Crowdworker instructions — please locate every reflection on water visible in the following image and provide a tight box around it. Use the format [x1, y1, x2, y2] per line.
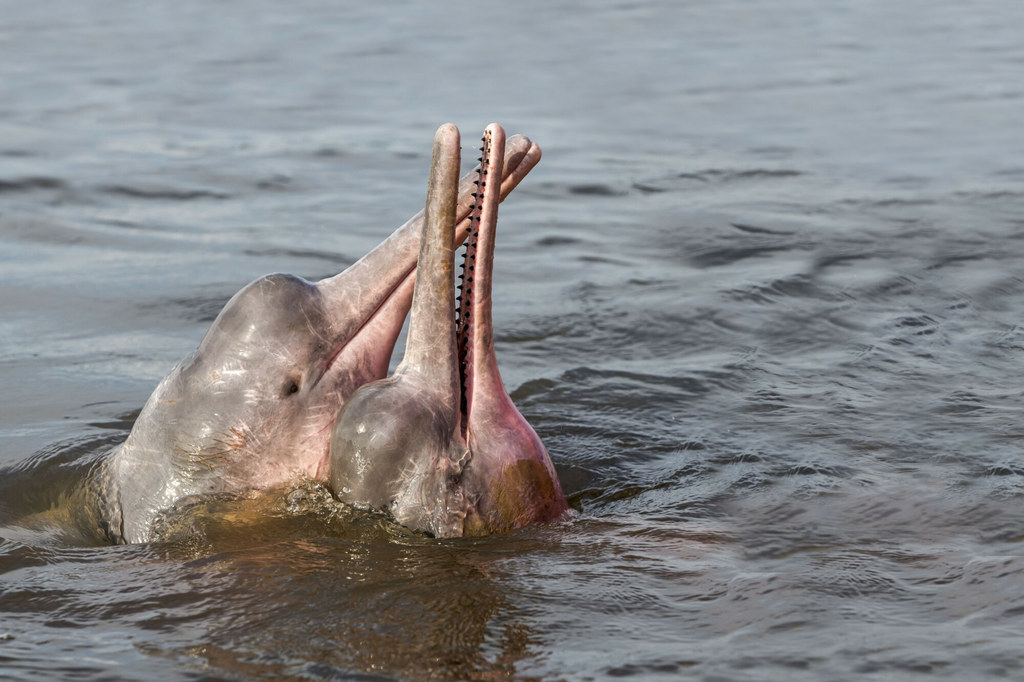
[162, 522, 544, 681]
[4, 0, 1024, 679]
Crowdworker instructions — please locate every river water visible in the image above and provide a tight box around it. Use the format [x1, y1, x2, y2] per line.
[3, 1, 1024, 680]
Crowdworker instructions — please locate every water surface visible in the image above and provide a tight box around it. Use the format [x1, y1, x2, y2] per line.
[3, 1, 1024, 679]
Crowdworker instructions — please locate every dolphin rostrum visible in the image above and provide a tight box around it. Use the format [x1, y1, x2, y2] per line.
[329, 123, 569, 537]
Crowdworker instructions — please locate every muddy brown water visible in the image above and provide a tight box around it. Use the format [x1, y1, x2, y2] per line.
[3, 1, 1024, 680]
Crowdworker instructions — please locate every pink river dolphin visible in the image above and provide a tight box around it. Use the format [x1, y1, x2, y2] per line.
[85, 124, 566, 543]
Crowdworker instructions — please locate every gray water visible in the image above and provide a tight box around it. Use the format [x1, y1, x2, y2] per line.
[3, 0, 1024, 679]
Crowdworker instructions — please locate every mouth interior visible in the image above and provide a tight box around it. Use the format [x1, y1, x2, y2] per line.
[455, 131, 494, 436]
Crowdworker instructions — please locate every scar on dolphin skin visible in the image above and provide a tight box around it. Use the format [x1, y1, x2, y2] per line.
[76, 126, 543, 544]
[329, 123, 569, 538]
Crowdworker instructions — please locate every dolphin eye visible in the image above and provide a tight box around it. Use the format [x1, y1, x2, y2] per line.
[283, 379, 301, 397]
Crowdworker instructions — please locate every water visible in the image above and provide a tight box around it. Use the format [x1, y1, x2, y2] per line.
[3, 0, 1024, 679]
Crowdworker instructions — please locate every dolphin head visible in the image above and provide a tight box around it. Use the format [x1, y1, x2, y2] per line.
[105, 129, 542, 543]
[329, 124, 568, 537]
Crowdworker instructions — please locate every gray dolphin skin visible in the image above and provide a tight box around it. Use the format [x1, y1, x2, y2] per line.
[329, 123, 569, 537]
[87, 129, 542, 544]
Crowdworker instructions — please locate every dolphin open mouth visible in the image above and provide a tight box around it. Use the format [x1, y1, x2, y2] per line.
[314, 130, 541, 395]
[455, 125, 504, 438]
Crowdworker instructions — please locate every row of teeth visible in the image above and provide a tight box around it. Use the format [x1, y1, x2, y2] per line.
[455, 130, 492, 423]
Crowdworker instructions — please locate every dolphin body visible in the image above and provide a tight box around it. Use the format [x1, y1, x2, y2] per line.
[86, 127, 543, 544]
[329, 124, 568, 537]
